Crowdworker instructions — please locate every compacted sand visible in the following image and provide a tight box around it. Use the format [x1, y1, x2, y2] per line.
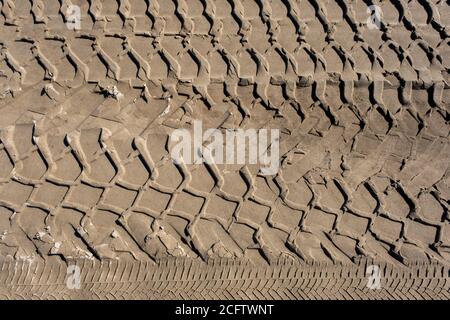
[0, 0, 449, 299]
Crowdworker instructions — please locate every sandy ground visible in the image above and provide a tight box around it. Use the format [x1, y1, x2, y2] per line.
[0, 0, 448, 299]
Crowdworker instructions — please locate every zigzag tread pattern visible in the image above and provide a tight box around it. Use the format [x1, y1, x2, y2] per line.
[0, 0, 449, 300]
[0, 122, 449, 265]
[0, 259, 449, 300]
